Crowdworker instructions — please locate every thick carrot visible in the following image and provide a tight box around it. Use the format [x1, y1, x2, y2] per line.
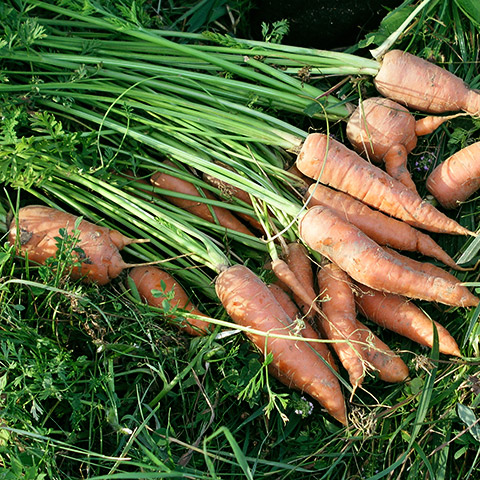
[150, 164, 254, 236]
[8, 205, 148, 285]
[346, 97, 418, 191]
[215, 264, 347, 425]
[296, 133, 474, 236]
[128, 266, 212, 336]
[426, 141, 480, 209]
[299, 205, 479, 307]
[304, 183, 464, 270]
[374, 49, 480, 115]
[268, 283, 338, 372]
[355, 285, 461, 357]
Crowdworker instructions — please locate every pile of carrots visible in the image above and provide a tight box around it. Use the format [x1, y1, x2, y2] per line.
[8, 48, 480, 426]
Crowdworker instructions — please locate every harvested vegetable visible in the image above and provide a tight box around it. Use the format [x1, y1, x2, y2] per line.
[318, 262, 409, 388]
[268, 283, 338, 371]
[128, 266, 212, 336]
[355, 285, 461, 357]
[296, 133, 474, 236]
[374, 49, 480, 115]
[215, 264, 347, 425]
[299, 205, 479, 307]
[346, 97, 456, 191]
[150, 163, 254, 236]
[304, 183, 464, 269]
[8, 205, 148, 285]
[426, 141, 480, 209]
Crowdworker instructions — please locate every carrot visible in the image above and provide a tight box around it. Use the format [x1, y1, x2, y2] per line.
[304, 183, 464, 270]
[202, 170, 265, 232]
[128, 265, 212, 336]
[298, 205, 479, 307]
[285, 242, 318, 319]
[346, 97, 459, 192]
[296, 133, 474, 236]
[374, 49, 480, 115]
[215, 264, 347, 425]
[8, 205, 148, 285]
[355, 284, 461, 357]
[318, 262, 409, 387]
[426, 141, 480, 209]
[268, 283, 338, 372]
[150, 163, 254, 236]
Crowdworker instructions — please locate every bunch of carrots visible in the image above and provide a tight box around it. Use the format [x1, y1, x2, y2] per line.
[3, 2, 480, 426]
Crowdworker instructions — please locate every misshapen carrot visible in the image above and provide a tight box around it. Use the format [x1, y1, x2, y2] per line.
[299, 205, 479, 307]
[374, 49, 480, 115]
[128, 266, 212, 336]
[215, 264, 347, 425]
[268, 283, 338, 372]
[318, 262, 409, 387]
[304, 183, 464, 270]
[8, 205, 148, 285]
[426, 141, 480, 209]
[150, 164, 254, 236]
[355, 284, 461, 357]
[296, 133, 474, 236]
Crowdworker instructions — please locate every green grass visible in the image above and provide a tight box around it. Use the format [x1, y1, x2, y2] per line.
[1, 0, 480, 478]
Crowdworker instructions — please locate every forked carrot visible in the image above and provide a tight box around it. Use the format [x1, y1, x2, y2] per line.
[426, 141, 480, 209]
[374, 49, 480, 115]
[299, 205, 479, 307]
[304, 183, 464, 269]
[355, 284, 461, 357]
[318, 262, 409, 387]
[8, 205, 149, 285]
[215, 264, 347, 425]
[296, 133, 475, 236]
[150, 163, 254, 236]
[128, 266, 212, 336]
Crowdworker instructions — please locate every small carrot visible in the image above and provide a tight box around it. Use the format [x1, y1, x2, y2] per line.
[215, 264, 347, 425]
[296, 133, 474, 236]
[128, 265, 212, 336]
[299, 205, 479, 307]
[150, 163, 254, 236]
[374, 49, 480, 115]
[304, 183, 464, 269]
[355, 284, 461, 357]
[8, 205, 148, 285]
[268, 283, 338, 371]
[426, 141, 480, 209]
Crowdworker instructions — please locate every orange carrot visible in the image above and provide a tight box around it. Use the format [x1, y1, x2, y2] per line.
[355, 285, 461, 357]
[268, 283, 338, 371]
[202, 171, 265, 232]
[346, 97, 419, 191]
[296, 133, 474, 236]
[298, 205, 479, 307]
[215, 264, 347, 425]
[150, 164, 254, 236]
[304, 183, 464, 269]
[318, 262, 409, 387]
[128, 265, 212, 336]
[317, 262, 368, 390]
[374, 49, 480, 115]
[8, 205, 148, 285]
[285, 242, 318, 318]
[426, 141, 480, 209]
